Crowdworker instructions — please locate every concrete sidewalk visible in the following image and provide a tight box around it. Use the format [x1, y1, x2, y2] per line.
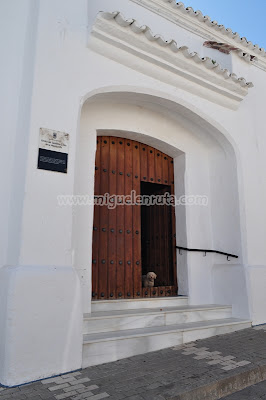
[1, 326, 266, 400]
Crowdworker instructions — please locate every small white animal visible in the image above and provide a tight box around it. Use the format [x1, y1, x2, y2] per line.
[142, 272, 157, 288]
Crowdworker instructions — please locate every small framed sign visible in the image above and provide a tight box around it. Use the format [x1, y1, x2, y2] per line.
[38, 128, 69, 173]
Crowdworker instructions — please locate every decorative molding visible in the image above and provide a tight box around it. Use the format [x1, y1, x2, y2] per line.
[130, 0, 266, 70]
[89, 11, 253, 110]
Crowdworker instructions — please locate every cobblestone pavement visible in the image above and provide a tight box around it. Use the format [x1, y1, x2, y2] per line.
[221, 325, 266, 400]
[1, 327, 266, 400]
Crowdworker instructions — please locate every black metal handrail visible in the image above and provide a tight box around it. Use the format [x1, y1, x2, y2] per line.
[176, 245, 238, 260]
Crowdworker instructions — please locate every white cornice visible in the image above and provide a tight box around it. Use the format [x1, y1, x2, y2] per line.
[130, 0, 266, 70]
[89, 12, 253, 110]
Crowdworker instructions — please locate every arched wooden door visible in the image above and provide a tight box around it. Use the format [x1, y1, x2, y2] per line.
[92, 136, 177, 300]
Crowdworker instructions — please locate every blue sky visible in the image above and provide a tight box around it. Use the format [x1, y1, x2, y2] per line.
[182, 0, 266, 50]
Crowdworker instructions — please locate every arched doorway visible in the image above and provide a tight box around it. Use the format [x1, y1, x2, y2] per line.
[92, 136, 177, 300]
[74, 88, 245, 315]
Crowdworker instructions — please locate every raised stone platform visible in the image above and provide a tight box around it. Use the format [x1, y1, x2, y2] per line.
[83, 298, 250, 368]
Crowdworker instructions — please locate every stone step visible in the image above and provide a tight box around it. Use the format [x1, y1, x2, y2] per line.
[82, 318, 251, 368]
[83, 304, 232, 334]
[91, 296, 188, 312]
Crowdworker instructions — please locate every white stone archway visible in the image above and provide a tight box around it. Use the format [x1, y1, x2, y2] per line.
[73, 87, 249, 320]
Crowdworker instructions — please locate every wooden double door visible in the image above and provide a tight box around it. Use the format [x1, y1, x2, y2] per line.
[92, 136, 177, 300]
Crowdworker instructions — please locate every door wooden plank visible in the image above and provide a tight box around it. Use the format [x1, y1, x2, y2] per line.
[147, 146, 155, 184]
[162, 153, 169, 185]
[98, 137, 110, 300]
[157, 200, 163, 290]
[169, 159, 175, 186]
[116, 138, 125, 299]
[140, 143, 149, 297]
[171, 286, 177, 296]
[156, 187, 166, 287]
[155, 150, 163, 184]
[165, 286, 172, 297]
[154, 204, 160, 285]
[164, 185, 171, 286]
[149, 198, 154, 273]
[150, 203, 155, 298]
[92, 138, 101, 299]
[151, 287, 158, 297]
[159, 206, 168, 286]
[124, 139, 133, 299]
[142, 202, 150, 297]
[132, 141, 142, 298]
[142, 288, 151, 298]
[108, 137, 117, 299]
[140, 144, 148, 183]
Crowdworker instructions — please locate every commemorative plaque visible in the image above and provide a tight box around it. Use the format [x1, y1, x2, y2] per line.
[38, 128, 69, 173]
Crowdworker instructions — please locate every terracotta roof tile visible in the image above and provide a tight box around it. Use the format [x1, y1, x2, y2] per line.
[102, 12, 254, 89]
[163, 0, 265, 57]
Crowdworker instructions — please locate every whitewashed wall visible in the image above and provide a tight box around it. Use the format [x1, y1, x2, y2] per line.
[1, 0, 266, 386]
[0, 0, 39, 271]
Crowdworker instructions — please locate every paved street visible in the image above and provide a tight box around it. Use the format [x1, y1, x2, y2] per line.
[1, 326, 266, 400]
[223, 380, 266, 400]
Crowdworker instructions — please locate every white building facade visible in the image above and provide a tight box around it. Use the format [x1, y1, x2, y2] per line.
[1, 0, 266, 387]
